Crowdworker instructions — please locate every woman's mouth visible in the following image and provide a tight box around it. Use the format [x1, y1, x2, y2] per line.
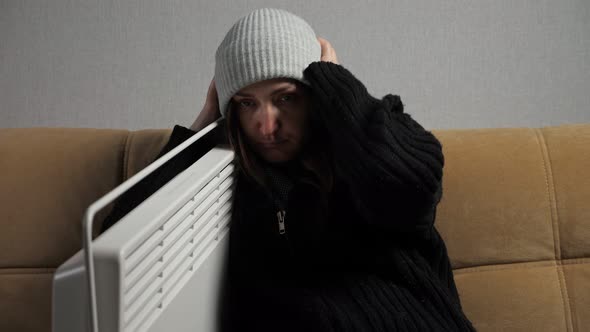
[258, 140, 287, 149]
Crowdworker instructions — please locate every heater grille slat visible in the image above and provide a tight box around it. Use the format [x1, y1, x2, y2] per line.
[123, 164, 235, 273]
[125, 209, 232, 331]
[136, 221, 231, 332]
[123, 188, 233, 325]
[123, 174, 234, 295]
[120, 156, 236, 330]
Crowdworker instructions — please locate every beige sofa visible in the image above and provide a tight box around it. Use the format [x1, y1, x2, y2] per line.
[1, 123, 589, 331]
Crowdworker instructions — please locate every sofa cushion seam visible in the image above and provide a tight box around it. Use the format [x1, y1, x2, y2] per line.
[534, 128, 560, 259]
[0, 268, 56, 275]
[453, 257, 590, 274]
[123, 131, 134, 181]
[534, 127, 573, 331]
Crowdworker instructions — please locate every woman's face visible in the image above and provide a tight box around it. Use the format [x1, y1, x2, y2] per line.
[232, 78, 312, 163]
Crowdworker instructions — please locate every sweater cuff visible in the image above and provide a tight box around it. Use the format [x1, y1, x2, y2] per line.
[156, 125, 197, 159]
[170, 125, 197, 144]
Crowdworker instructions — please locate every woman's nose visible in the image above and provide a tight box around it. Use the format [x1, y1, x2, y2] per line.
[258, 104, 280, 137]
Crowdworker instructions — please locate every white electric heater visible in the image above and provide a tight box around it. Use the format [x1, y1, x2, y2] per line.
[53, 121, 235, 332]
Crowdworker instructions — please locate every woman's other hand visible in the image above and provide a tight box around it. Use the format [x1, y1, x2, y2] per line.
[190, 77, 221, 132]
[318, 37, 339, 64]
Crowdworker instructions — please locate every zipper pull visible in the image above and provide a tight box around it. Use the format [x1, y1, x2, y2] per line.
[277, 210, 286, 235]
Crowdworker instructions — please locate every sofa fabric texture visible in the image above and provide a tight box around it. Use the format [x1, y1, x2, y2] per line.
[0, 123, 588, 331]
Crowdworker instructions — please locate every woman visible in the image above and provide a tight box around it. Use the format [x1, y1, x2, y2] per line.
[102, 8, 475, 331]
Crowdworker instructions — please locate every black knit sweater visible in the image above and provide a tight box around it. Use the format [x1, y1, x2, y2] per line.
[101, 62, 476, 331]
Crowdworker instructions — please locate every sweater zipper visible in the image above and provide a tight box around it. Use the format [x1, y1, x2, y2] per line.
[277, 210, 286, 234]
[275, 208, 295, 256]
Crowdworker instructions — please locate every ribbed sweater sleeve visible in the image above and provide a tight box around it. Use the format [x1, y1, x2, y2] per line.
[302, 61, 444, 234]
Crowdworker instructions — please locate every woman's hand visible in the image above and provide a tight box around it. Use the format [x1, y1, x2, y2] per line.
[318, 37, 339, 64]
[190, 78, 221, 132]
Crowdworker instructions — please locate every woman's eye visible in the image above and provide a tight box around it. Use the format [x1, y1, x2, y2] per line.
[239, 100, 254, 108]
[280, 94, 294, 103]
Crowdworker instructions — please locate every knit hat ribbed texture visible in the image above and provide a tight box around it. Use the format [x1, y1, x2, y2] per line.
[214, 8, 321, 117]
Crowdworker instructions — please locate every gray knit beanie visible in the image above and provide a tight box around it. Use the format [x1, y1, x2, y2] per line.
[214, 8, 321, 117]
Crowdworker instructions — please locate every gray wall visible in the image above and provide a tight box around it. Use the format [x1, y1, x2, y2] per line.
[2, 0, 589, 130]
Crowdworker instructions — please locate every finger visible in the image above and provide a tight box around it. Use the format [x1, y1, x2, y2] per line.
[208, 78, 217, 94]
[204, 80, 219, 110]
[325, 45, 336, 61]
[317, 37, 338, 64]
[317, 37, 328, 58]
[324, 41, 338, 63]
[207, 79, 218, 101]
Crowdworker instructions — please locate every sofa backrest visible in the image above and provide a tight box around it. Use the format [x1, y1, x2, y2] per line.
[0, 128, 171, 332]
[0, 124, 588, 331]
[433, 124, 590, 331]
